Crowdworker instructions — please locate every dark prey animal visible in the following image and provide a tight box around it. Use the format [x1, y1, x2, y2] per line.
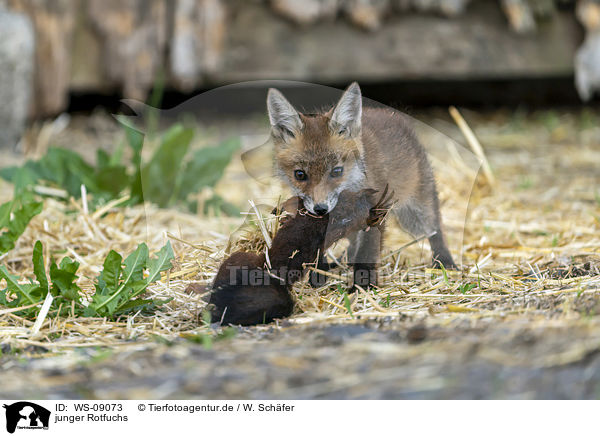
[208, 188, 392, 325]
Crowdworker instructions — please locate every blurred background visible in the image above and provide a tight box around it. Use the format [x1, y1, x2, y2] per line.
[3, 0, 598, 221]
[1, 0, 600, 135]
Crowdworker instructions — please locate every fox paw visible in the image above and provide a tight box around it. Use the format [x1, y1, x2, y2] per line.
[432, 255, 457, 270]
[353, 264, 378, 290]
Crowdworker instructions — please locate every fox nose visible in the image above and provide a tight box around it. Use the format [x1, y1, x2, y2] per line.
[313, 204, 328, 216]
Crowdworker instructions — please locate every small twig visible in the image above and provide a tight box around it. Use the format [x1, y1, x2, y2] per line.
[319, 297, 347, 311]
[306, 266, 348, 283]
[449, 106, 496, 187]
[0, 302, 42, 316]
[219, 307, 228, 325]
[33, 185, 68, 198]
[469, 252, 492, 274]
[91, 194, 131, 220]
[354, 284, 390, 313]
[326, 248, 345, 268]
[381, 231, 436, 261]
[30, 292, 54, 337]
[248, 199, 272, 248]
[80, 184, 89, 215]
[166, 232, 212, 251]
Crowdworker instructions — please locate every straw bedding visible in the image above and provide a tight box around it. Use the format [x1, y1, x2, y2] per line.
[0, 109, 599, 356]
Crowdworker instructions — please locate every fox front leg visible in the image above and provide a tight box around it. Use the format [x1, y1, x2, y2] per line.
[352, 225, 383, 290]
[308, 252, 330, 288]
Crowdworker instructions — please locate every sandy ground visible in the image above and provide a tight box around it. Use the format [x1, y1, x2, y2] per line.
[0, 107, 599, 399]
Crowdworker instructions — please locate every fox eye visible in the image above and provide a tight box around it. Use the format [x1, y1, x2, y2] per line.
[294, 170, 307, 181]
[330, 166, 344, 178]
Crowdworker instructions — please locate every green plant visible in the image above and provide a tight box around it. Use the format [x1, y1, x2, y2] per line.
[0, 147, 129, 206]
[459, 283, 476, 295]
[0, 197, 42, 255]
[0, 240, 174, 319]
[185, 327, 237, 350]
[139, 127, 240, 211]
[89, 241, 174, 317]
[380, 293, 391, 308]
[517, 176, 534, 190]
[439, 263, 450, 285]
[536, 110, 561, 132]
[187, 311, 237, 349]
[0, 123, 241, 214]
[342, 292, 354, 318]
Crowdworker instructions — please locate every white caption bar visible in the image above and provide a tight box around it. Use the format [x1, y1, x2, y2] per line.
[0, 400, 595, 436]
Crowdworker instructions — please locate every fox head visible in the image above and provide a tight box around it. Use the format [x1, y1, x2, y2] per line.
[267, 82, 366, 216]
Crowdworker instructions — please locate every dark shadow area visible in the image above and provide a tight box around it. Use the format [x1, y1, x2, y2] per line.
[67, 76, 599, 119]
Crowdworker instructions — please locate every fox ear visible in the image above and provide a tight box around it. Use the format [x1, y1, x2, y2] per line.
[267, 88, 302, 143]
[330, 82, 362, 138]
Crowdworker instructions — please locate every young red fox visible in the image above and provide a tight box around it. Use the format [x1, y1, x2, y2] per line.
[267, 82, 456, 288]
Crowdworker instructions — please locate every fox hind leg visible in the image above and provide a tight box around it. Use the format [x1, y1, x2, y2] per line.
[393, 200, 456, 270]
[429, 229, 456, 269]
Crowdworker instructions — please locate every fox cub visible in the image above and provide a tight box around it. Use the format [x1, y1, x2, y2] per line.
[266, 82, 456, 288]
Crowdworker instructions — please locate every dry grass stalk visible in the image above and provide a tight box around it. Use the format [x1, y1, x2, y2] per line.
[449, 106, 496, 187]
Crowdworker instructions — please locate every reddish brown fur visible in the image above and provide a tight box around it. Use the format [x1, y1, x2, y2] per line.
[275, 114, 364, 207]
[269, 84, 456, 289]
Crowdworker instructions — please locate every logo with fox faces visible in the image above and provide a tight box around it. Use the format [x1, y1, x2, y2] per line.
[3, 402, 50, 433]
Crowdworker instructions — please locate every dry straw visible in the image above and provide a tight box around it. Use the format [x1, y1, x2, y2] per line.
[0, 111, 599, 351]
